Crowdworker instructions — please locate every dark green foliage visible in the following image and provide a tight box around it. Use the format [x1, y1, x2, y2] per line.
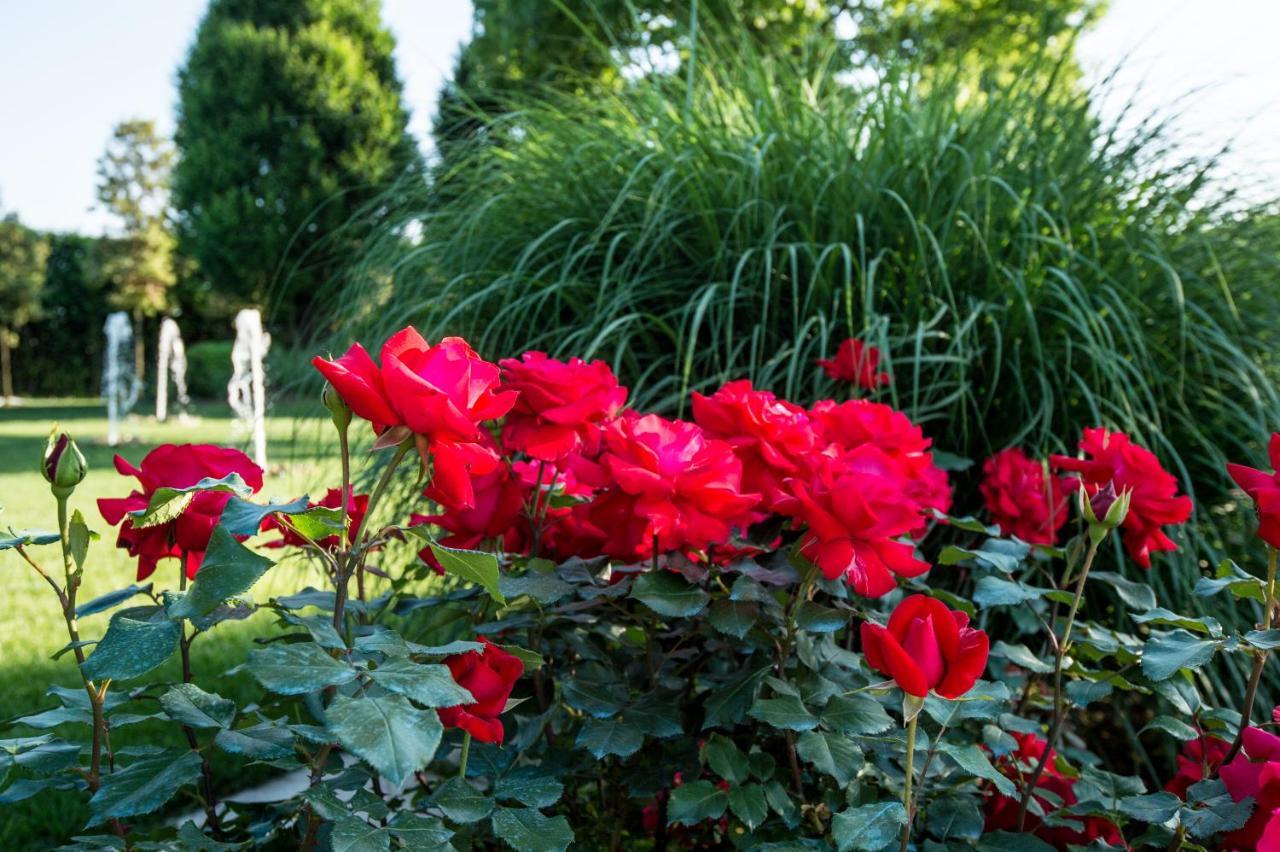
[184, 340, 232, 399]
[173, 0, 420, 340]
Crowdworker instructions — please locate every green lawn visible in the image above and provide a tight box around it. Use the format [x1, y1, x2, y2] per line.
[0, 397, 340, 847]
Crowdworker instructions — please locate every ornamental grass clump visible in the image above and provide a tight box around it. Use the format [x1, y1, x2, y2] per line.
[3, 332, 1280, 849]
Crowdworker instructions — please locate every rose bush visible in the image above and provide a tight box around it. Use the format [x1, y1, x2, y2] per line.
[1, 328, 1277, 851]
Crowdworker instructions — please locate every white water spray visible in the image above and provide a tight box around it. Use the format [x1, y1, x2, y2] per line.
[155, 317, 190, 422]
[102, 311, 140, 446]
[228, 308, 270, 470]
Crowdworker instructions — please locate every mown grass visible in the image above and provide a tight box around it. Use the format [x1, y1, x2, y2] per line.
[0, 398, 336, 848]
[333, 40, 1280, 702]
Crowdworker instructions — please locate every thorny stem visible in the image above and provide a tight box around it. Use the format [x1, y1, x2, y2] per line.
[1016, 534, 1101, 830]
[333, 440, 410, 634]
[1222, 545, 1279, 766]
[900, 714, 919, 852]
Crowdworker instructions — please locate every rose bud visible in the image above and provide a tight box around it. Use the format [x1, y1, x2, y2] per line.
[860, 594, 989, 698]
[322, 381, 353, 432]
[42, 427, 87, 497]
[1081, 481, 1132, 545]
[436, 637, 524, 744]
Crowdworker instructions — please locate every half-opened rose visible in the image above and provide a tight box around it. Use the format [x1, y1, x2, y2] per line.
[500, 351, 627, 461]
[437, 638, 524, 744]
[1227, 433, 1280, 549]
[860, 594, 988, 698]
[1051, 427, 1192, 568]
[98, 444, 264, 581]
[314, 327, 517, 509]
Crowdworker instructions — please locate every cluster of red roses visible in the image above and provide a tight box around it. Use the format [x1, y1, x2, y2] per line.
[1163, 726, 1280, 851]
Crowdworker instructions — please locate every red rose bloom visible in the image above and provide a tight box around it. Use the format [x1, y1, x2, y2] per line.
[777, 448, 929, 597]
[499, 351, 627, 461]
[411, 464, 531, 567]
[594, 413, 759, 561]
[860, 594, 988, 698]
[1219, 727, 1280, 851]
[810, 399, 951, 525]
[313, 327, 517, 509]
[1227, 433, 1280, 549]
[1052, 428, 1192, 568]
[980, 448, 1077, 545]
[262, 488, 368, 552]
[691, 380, 820, 512]
[98, 444, 264, 581]
[436, 638, 524, 744]
[817, 338, 890, 390]
[985, 732, 1124, 849]
[1165, 734, 1230, 799]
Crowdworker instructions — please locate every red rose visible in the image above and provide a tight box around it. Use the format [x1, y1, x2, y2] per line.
[1165, 734, 1230, 799]
[776, 448, 929, 597]
[436, 638, 524, 744]
[313, 327, 517, 509]
[1227, 433, 1280, 548]
[411, 464, 531, 567]
[860, 594, 988, 698]
[817, 338, 890, 390]
[262, 488, 368, 552]
[810, 399, 952, 526]
[98, 444, 264, 581]
[499, 351, 627, 461]
[1051, 428, 1192, 568]
[691, 380, 820, 512]
[1220, 727, 1280, 851]
[984, 732, 1124, 849]
[980, 448, 1077, 545]
[593, 413, 759, 561]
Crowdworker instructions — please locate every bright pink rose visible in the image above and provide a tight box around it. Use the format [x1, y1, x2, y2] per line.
[985, 732, 1124, 849]
[437, 638, 524, 744]
[810, 399, 951, 524]
[817, 338, 890, 390]
[499, 351, 627, 461]
[776, 448, 929, 597]
[980, 448, 1077, 545]
[860, 594, 988, 698]
[1227, 433, 1280, 549]
[98, 444, 264, 581]
[691, 380, 819, 512]
[1052, 428, 1192, 567]
[262, 488, 369, 552]
[1220, 727, 1280, 851]
[594, 413, 759, 561]
[314, 327, 517, 509]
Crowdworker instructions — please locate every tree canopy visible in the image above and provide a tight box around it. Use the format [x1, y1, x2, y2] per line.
[173, 0, 420, 338]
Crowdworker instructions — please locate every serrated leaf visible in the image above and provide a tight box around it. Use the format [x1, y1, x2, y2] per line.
[936, 742, 1016, 795]
[1142, 630, 1220, 681]
[701, 734, 750, 785]
[248, 642, 356, 695]
[217, 495, 311, 537]
[499, 570, 574, 604]
[329, 817, 390, 852]
[795, 602, 846, 632]
[748, 695, 818, 731]
[87, 751, 202, 826]
[702, 665, 770, 730]
[325, 693, 442, 786]
[1193, 559, 1265, 602]
[796, 730, 863, 786]
[1131, 608, 1222, 636]
[977, 831, 1055, 851]
[0, 529, 60, 549]
[973, 576, 1049, 608]
[631, 571, 709, 617]
[823, 693, 893, 735]
[167, 526, 274, 619]
[128, 473, 252, 528]
[668, 779, 728, 826]
[1140, 715, 1199, 741]
[708, 599, 757, 639]
[431, 776, 493, 823]
[495, 767, 564, 809]
[1117, 791, 1180, 823]
[1066, 679, 1114, 707]
[832, 801, 906, 851]
[490, 807, 573, 852]
[80, 605, 180, 682]
[214, 723, 294, 760]
[1245, 628, 1280, 650]
[400, 530, 504, 603]
[926, 795, 983, 841]
[67, 510, 94, 573]
[160, 683, 235, 729]
[75, 584, 153, 618]
[1090, 571, 1157, 611]
[991, 640, 1052, 674]
[728, 784, 768, 830]
[1180, 778, 1253, 838]
[575, 717, 643, 759]
[367, 659, 474, 708]
[387, 813, 454, 846]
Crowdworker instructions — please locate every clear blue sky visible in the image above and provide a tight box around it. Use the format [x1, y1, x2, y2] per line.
[1, 0, 1276, 235]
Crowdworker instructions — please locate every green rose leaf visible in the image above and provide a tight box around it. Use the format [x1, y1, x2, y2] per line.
[701, 665, 770, 730]
[495, 767, 565, 809]
[796, 730, 863, 786]
[832, 801, 907, 851]
[701, 733, 750, 785]
[708, 599, 758, 639]
[400, 530, 505, 603]
[668, 779, 728, 826]
[1142, 630, 1221, 681]
[1194, 559, 1265, 603]
[748, 694, 818, 731]
[128, 473, 253, 529]
[926, 795, 983, 841]
[387, 813, 453, 846]
[1090, 571, 1158, 611]
[81, 605, 181, 682]
[247, 641, 357, 695]
[75, 583, 153, 619]
[367, 659, 475, 708]
[728, 784, 768, 830]
[991, 640, 1052, 674]
[575, 717, 644, 759]
[167, 526, 274, 619]
[936, 742, 1016, 796]
[325, 693, 442, 787]
[1117, 791, 1181, 823]
[499, 570, 575, 605]
[972, 576, 1050, 608]
[1181, 779, 1253, 839]
[0, 529, 60, 550]
[1244, 628, 1280, 650]
[159, 683, 235, 730]
[431, 777, 494, 823]
[490, 807, 574, 852]
[795, 601, 847, 633]
[87, 750, 202, 826]
[217, 494, 311, 537]
[823, 693, 893, 735]
[329, 816, 391, 852]
[214, 723, 295, 760]
[1140, 715, 1199, 741]
[631, 571, 710, 617]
